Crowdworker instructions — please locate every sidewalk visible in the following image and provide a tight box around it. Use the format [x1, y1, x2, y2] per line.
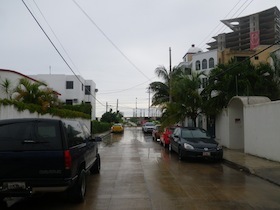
[223, 148, 280, 186]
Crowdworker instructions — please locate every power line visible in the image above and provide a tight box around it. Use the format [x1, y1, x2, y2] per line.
[32, 0, 83, 76]
[21, 0, 105, 107]
[71, 0, 152, 81]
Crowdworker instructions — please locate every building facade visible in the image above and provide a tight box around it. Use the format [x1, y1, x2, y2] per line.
[29, 74, 97, 120]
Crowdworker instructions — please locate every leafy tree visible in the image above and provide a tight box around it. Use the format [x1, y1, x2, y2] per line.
[201, 60, 280, 116]
[100, 109, 123, 123]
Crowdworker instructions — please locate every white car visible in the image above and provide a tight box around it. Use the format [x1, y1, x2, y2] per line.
[142, 122, 156, 133]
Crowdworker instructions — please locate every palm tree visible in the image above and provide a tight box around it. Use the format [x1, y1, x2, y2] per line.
[164, 72, 204, 127]
[0, 78, 12, 99]
[149, 65, 189, 107]
[14, 78, 59, 110]
[14, 78, 45, 104]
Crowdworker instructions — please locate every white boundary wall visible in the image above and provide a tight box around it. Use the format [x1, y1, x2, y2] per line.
[244, 101, 280, 162]
[0, 105, 91, 131]
[215, 109, 230, 147]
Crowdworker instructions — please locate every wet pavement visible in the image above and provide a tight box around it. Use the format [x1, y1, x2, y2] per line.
[3, 126, 280, 209]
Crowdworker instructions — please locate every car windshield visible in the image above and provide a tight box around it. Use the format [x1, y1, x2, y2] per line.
[181, 128, 210, 139]
[145, 123, 154, 126]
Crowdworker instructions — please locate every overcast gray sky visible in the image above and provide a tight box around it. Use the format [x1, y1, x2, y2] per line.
[1, 0, 280, 117]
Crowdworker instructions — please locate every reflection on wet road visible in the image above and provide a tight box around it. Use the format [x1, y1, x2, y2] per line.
[4, 127, 280, 209]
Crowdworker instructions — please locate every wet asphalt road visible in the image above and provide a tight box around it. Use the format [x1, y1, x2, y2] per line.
[3, 126, 280, 209]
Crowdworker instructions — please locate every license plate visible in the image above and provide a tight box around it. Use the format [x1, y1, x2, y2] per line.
[5, 182, 26, 190]
[203, 152, 210, 156]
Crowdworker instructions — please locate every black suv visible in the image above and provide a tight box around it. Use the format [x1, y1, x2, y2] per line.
[0, 118, 102, 204]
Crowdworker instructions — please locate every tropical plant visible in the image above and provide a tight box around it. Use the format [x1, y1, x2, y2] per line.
[161, 72, 204, 127]
[13, 78, 59, 110]
[201, 60, 280, 116]
[149, 66, 190, 107]
[0, 78, 13, 99]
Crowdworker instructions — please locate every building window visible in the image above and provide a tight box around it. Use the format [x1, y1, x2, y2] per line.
[209, 58, 214, 68]
[202, 59, 207, 69]
[195, 61, 201, 70]
[66, 81, 74, 89]
[85, 85, 91, 95]
[65, 99, 73, 105]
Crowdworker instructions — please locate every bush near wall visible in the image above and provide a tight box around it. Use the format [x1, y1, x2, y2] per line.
[0, 99, 91, 119]
[91, 120, 111, 134]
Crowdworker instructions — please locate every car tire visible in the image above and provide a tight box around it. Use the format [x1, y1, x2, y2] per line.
[90, 154, 101, 174]
[69, 169, 86, 203]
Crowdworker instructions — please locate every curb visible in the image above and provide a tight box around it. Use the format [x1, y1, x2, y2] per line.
[222, 159, 252, 174]
[223, 158, 280, 187]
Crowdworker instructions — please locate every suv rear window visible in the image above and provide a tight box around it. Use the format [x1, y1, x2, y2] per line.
[0, 120, 62, 151]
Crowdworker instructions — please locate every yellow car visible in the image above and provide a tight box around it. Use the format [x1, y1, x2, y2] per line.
[111, 123, 124, 133]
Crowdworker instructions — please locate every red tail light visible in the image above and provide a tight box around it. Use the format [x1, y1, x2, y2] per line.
[64, 150, 72, 170]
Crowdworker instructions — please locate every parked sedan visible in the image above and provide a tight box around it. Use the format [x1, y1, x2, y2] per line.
[111, 123, 124, 133]
[170, 127, 223, 161]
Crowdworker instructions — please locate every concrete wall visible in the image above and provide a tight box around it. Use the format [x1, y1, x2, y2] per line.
[0, 105, 91, 131]
[215, 109, 230, 147]
[244, 101, 280, 162]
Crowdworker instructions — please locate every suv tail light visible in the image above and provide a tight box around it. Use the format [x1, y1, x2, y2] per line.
[64, 150, 72, 169]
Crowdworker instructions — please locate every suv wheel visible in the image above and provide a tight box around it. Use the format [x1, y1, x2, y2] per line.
[69, 169, 86, 203]
[90, 154, 101, 174]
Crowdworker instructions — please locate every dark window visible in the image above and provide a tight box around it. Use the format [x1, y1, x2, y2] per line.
[195, 61, 201, 70]
[66, 81, 74, 89]
[202, 59, 207, 69]
[0, 120, 61, 151]
[63, 120, 85, 147]
[209, 58, 214, 68]
[65, 99, 73, 105]
[85, 85, 91, 95]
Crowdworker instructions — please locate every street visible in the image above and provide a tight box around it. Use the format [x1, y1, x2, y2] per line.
[3, 126, 280, 209]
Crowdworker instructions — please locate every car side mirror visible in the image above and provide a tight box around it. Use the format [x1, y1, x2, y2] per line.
[93, 136, 102, 142]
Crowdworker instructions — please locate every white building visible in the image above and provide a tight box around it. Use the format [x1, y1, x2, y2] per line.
[177, 45, 218, 130]
[29, 74, 97, 120]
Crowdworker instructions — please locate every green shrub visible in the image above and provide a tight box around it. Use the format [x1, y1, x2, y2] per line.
[91, 120, 111, 134]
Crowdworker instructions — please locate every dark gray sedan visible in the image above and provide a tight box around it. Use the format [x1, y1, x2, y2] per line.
[170, 127, 223, 161]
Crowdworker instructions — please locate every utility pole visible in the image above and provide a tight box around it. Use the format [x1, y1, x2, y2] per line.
[169, 47, 172, 102]
[116, 99, 118, 112]
[148, 87, 151, 118]
[135, 97, 137, 118]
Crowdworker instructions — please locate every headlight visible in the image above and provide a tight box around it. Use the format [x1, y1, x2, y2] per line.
[183, 143, 194, 150]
